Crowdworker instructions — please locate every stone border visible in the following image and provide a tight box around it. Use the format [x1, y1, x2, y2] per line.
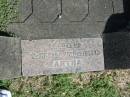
[21, 38, 104, 76]
[0, 36, 22, 79]
[0, 36, 104, 79]
[1, 31, 130, 79]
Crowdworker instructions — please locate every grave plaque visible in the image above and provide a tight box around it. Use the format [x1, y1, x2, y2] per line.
[22, 38, 104, 76]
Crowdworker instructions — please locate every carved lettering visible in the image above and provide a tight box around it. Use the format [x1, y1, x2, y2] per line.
[52, 59, 81, 67]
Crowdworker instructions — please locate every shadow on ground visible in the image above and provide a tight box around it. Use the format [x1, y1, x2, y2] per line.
[0, 31, 11, 37]
[103, 0, 130, 69]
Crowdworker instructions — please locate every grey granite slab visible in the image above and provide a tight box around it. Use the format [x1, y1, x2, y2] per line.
[0, 37, 22, 79]
[62, 0, 88, 22]
[21, 38, 104, 76]
[86, 0, 113, 22]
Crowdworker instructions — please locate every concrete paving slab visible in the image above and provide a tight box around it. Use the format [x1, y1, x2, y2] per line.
[22, 38, 104, 76]
[7, 23, 105, 40]
[7, 0, 124, 39]
[0, 37, 22, 79]
[62, 0, 88, 22]
[87, 0, 113, 22]
[15, 0, 32, 22]
[32, 0, 61, 23]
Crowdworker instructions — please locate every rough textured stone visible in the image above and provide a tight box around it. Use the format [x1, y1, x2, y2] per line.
[7, 23, 105, 40]
[87, 0, 113, 22]
[22, 38, 104, 76]
[31, 0, 61, 23]
[16, 0, 32, 22]
[113, 0, 124, 13]
[0, 37, 22, 79]
[63, 0, 88, 22]
[7, 0, 124, 40]
[0, 0, 129, 78]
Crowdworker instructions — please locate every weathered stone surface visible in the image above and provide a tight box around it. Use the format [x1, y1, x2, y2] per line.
[16, 0, 32, 22]
[0, 37, 21, 79]
[22, 38, 104, 76]
[7, 23, 51, 40]
[7, 23, 105, 40]
[7, 0, 124, 40]
[31, 0, 61, 23]
[113, 0, 124, 13]
[87, 0, 113, 21]
[63, 0, 88, 22]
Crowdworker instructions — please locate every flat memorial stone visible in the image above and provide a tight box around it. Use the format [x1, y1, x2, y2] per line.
[0, 37, 22, 79]
[22, 38, 104, 76]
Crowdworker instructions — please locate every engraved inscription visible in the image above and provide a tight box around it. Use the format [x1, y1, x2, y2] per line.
[29, 50, 100, 60]
[50, 40, 82, 49]
[22, 38, 104, 76]
[52, 59, 82, 68]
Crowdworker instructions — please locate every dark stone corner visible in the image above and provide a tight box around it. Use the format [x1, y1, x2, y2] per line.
[103, 0, 130, 69]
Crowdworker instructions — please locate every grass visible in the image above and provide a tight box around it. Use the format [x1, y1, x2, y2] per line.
[128, 83, 130, 89]
[0, 74, 121, 97]
[0, 80, 11, 89]
[0, 0, 18, 31]
[44, 74, 120, 97]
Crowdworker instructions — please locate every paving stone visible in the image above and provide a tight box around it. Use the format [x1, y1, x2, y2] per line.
[7, 23, 51, 40]
[103, 32, 130, 69]
[31, 0, 61, 23]
[15, 0, 32, 22]
[87, 0, 113, 22]
[113, 0, 124, 13]
[22, 38, 104, 76]
[7, 0, 124, 40]
[0, 37, 22, 79]
[62, 0, 88, 22]
[7, 23, 105, 40]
